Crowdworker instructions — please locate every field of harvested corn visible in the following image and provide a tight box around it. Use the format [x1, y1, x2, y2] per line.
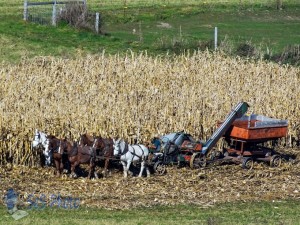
[1, 159, 300, 209]
[0, 51, 300, 167]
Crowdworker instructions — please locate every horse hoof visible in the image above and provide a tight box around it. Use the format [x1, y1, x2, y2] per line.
[70, 173, 77, 179]
[101, 171, 108, 177]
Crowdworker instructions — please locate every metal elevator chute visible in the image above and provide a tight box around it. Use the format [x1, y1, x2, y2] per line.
[201, 101, 249, 156]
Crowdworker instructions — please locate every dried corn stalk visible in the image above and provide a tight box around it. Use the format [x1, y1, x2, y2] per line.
[0, 51, 299, 166]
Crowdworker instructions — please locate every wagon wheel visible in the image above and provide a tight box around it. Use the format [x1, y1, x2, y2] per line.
[190, 153, 206, 169]
[153, 161, 166, 175]
[270, 154, 282, 167]
[242, 157, 254, 170]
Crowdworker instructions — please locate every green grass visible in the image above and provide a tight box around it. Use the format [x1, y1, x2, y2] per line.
[0, 1, 299, 63]
[1, 200, 300, 225]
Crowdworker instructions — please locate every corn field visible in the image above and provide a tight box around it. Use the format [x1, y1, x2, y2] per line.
[0, 50, 299, 166]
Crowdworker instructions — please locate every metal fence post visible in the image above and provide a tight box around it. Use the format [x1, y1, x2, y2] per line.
[214, 27, 218, 50]
[23, 0, 28, 21]
[52, 1, 57, 26]
[95, 12, 99, 34]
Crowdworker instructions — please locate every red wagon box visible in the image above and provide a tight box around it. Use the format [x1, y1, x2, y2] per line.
[222, 114, 288, 141]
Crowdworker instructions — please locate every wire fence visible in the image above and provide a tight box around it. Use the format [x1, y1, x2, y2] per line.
[23, 0, 292, 26]
[24, 0, 103, 34]
[25, 3, 54, 25]
[87, 0, 291, 9]
[22, 0, 297, 54]
[24, 1, 87, 26]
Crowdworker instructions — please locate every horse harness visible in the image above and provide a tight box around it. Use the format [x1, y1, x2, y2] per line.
[120, 143, 145, 160]
[49, 139, 61, 154]
[91, 138, 112, 158]
[68, 142, 78, 157]
[100, 139, 112, 156]
[34, 132, 47, 149]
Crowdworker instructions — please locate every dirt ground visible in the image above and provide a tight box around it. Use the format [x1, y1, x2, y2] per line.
[1, 148, 300, 210]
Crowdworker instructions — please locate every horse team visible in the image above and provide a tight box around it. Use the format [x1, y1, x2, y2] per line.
[32, 129, 150, 179]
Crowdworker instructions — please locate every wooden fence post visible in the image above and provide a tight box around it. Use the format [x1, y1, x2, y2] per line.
[24, 0, 28, 21]
[52, 1, 57, 26]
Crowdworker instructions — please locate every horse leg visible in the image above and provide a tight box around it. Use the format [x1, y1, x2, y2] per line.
[94, 167, 99, 179]
[54, 159, 61, 177]
[69, 157, 78, 178]
[93, 161, 98, 179]
[70, 162, 76, 178]
[145, 161, 151, 178]
[91, 161, 98, 179]
[73, 161, 80, 178]
[59, 157, 64, 175]
[120, 161, 128, 178]
[62, 154, 70, 174]
[88, 158, 96, 179]
[139, 160, 145, 177]
[102, 158, 110, 177]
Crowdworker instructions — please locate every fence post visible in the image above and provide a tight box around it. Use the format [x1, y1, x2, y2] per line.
[95, 12, 100, 34]
[52, 1, 57, 26]
[214, 27, 218, 50]
[23, 0, 28, 21]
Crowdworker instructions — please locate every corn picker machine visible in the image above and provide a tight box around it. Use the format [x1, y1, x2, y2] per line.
[187, 101, 288, 170]
[217, 113, 288, 169]
[151, 101, 288, 174]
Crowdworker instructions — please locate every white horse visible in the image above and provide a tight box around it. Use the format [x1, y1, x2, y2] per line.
[113, 139, 150, 178]
[32, 129, 52, 166]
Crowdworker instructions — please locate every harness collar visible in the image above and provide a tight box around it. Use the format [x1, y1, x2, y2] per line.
[119, 142, 129, 156]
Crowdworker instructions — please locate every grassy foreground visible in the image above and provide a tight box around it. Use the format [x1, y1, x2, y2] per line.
[1, 200, 300, 225]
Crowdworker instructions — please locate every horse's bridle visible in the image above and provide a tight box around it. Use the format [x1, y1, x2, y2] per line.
[92, 139, 98, 149]
[57, 139, 66, 154]
[35, 133, 41, 140]
[116, 141, 129, 156]
[79, 136, 86, 147]
[118, 143, 122, 155]
[33, 132, 43, 148]
[94, 138, 110, 155]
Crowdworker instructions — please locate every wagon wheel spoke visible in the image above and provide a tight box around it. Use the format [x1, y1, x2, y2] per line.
[154, 161, 166, 175]
[270, 154, 282, 167]
[190, 153, 206, 169]
[242, 157, 254, 170]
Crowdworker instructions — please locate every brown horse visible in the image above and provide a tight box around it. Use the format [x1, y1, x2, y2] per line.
[59, 138, 97, 179]
[92, 136, 114, 177]
[46, 135, 66, 176]
[79, 134, 114, 177]
[78, 133, 94, 147]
